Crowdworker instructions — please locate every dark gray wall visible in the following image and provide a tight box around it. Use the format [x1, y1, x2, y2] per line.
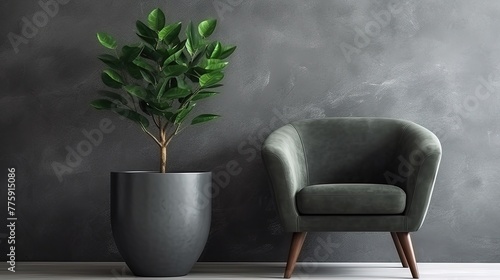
[1, 0, 500, 263]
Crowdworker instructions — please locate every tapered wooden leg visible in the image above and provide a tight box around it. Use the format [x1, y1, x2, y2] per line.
[391, 232, 409, 268]
[397, 232, 419, 279]
[284, 232, 307, 279]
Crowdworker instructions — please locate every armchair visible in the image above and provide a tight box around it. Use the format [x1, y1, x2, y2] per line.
[262, 117, 441, 279]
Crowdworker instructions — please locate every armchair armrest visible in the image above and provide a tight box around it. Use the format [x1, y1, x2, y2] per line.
[262, 124, 308, 232]
[392, 122, 442, 231]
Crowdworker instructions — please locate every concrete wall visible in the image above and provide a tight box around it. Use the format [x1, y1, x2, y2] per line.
[1, 0, 499, 262]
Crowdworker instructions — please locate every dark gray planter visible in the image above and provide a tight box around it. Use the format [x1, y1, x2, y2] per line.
[110, 171, 211, 277]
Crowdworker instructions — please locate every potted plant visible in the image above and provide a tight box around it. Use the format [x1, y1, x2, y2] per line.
[92, 7, 236, 277]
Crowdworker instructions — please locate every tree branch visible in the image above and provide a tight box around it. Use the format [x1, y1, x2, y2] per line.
[176, 125, 189, 136]
[165, 123, 181, 147]
[162, 118, 172, 134]
[141, 124, 162, 147]
[152, 114, 160, 129]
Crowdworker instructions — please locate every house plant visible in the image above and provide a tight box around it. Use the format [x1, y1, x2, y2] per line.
[92, 7, 235, 277]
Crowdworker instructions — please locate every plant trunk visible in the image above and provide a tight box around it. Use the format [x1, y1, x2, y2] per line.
[160, 145, 167, 173]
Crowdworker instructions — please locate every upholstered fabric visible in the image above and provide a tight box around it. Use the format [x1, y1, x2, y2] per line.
[261, 124, 308, 231]
[296, 184, 406, 215]
[262, 117, 441, 233]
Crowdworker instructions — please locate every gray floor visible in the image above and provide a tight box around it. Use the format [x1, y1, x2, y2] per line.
[0, 262, 499, 279]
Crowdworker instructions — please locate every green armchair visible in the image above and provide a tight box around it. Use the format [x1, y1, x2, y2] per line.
[262, 118, 441, 279]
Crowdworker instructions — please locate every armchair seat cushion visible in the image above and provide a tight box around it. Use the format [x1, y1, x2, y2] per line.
[296, 184, 406, 215]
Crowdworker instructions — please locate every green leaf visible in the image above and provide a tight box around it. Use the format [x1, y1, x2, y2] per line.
[206, 42, 216, 58]
[136, 33, 156, 46]
[205, 63, 228, 70]
[175, 104, 196, 124]
[159, 22, 182, 42]
[138, 100, 151, 115]
[176, 77, 189, 90]
[191, 51, 205, 66]
[190, 66, 208, 77]
[192, 91, 218, 101]
[148, 107, 171, 116]
[133, 57, 155, 72]
[185, 21, 200, 56]
[148, 8, 165, 31]
[103, 69, 124, 84]
[210, 42, 222, 58]
[157, 48, 170, 62]
[139, 99, 171, 116]
[203, 83, 223, 89]
[185, 40, 194, 57]
[90, 99, 118, 110]
[199, 72, 224, 87]
[124, 85, 148, 101]
[140, 70, 155, 84]
[121, 45, 143, 62]
[163, 64, 188, 77]
[191, 114, 220, 125]
[101, 72, 122, 89]
[161, 87, 191, 100]
[148, 102, 172, 113]
[202, 58, 228, 70]
[113, 108, 150, 128]
[156, 79, 169, 100]
[162, 48, 184, 67]
[185, 72, 199, 84]
[98, 90, 128, 105]
[171, 39, 186, 53]
[98, 54, 122, 70]
[125, 63, 143, 79]
[163, 111, 175, 122]
[177, 51, 189, 65]
[219, 45, 236, 59]
[136, 20, 157, 39]
[141, 45, 161, 62]
[96, 32, 117, 49]
[198, 19, 217, 38]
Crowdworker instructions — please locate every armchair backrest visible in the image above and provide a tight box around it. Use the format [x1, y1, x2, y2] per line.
[291, 118, 414, 185]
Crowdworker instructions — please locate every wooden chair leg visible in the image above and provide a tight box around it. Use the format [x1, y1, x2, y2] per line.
[391, 232, 409, 268]
[284, 232, 307, 279]
[396, 232, 419, 279]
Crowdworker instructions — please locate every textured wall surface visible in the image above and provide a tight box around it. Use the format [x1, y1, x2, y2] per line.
[1, 0, 500, 262]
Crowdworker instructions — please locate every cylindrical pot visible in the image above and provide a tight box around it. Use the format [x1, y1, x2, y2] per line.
[111, 171, 211, 277]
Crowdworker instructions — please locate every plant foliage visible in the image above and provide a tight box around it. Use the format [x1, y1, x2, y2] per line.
[93, 8, 236, 172]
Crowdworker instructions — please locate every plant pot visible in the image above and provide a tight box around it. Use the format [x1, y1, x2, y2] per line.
[110, 171, 211, 277]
